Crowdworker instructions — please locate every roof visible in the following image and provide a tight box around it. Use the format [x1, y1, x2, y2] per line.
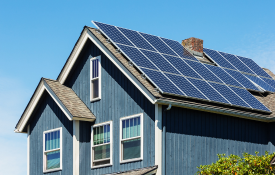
[43, 78, 96, 120]
[104, 166, 158, 175]
[86, 27, 275, 120]
[15, 78, 95, 133]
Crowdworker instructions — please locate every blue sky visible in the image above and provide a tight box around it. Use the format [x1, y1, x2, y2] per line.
[1, 1, 275, 174]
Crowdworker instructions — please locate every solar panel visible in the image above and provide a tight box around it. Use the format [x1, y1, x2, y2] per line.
[116, 44, 157, 70]
[261, 77, 275, 88]
[93, 21, 271, 113]
[160, 37, 198, 61]
[162, 54, 201, 79]
[244, 74, 275, 92]
[165, 73, 208, 100]
[219, 52, 255, 74]
[204, 48, 237, 70]
[93, 22, 134, 46]
[236, 56, 272, 78]
[224, 69, 260, 91]
[140, 49, 179, 74]
[116, 27, 157, 52]
[208, 82, 250, 108]
[184, 59, 223, 83]
[140, 68, 184, 96]
[205, 64, 244, 88]
[139, 32, 178, 57]
[230, 86, 270, 112]
[187, 78, 229, 104]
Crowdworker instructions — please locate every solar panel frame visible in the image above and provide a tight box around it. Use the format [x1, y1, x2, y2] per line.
[244, 74, 275, 93]
[261, 77, 275, 88]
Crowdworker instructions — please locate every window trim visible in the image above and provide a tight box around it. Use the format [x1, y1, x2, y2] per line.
[119, 113, 143, 164]
[90, 55, 102, 102]
[43, 127, 62, 173]
[91, 121, 113, 169]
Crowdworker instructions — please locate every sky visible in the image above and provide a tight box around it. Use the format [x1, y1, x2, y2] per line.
[0, 1, 275, 174]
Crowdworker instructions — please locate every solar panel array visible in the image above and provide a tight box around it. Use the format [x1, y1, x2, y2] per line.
[93, 21, 273, 113]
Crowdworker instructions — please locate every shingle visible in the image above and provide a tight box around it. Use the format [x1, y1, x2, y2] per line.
[43, 78, 95, 120]
[104, 165, 157, 175]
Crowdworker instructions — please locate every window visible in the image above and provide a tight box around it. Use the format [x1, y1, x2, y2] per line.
[120, 113, 143, 163]
[43, 128, 62, 173]
[91, 121, 112, 168]
[90, 56, 101, 101]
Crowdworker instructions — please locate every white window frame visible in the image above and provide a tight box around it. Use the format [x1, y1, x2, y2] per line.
[119, 113, 143, 164]
[91, 121, 113, 169]
[43, 127, 62, 173]
[90, 55, 102, 102]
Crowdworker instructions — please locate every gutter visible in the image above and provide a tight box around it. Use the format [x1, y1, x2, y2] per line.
[156, 99, 275, 123]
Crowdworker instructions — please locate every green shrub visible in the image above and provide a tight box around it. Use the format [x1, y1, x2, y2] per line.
[196, 151, 275, 175]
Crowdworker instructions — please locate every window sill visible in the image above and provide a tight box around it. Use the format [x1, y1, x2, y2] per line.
[91, 164, 112, 169]
[120, 158, 143, 164]
[90, 97, 101, 102]
[43, 168, 62, 173]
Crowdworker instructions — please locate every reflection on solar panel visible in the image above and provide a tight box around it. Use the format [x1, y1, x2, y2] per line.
[223, 69, 260, 91]
[244, 74, 275, 92]
[93, 21, 271, 113]
[205, 64, 243, 88]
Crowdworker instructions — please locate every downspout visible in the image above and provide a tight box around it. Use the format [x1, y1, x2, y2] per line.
[162, 104, 171, 175]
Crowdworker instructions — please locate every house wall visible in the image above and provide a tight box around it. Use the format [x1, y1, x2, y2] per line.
[29, 92, 73, 175]
[163, 106, 274, 175]
[65, 40, 155, 174]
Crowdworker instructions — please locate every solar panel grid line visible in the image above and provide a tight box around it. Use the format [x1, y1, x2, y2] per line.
[232, 54, 258, 75]
[158, 37, 188, 59]
[216, 50, 240, 70]
[244, 74, 275, 93]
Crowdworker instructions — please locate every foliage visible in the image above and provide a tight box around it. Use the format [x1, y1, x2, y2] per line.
[196, 151, 275, 175]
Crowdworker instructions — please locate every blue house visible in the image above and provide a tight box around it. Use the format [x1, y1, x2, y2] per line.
[15, 21, 275, 175]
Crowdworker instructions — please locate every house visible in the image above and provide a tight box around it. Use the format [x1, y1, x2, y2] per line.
[15, 21, 275, 175]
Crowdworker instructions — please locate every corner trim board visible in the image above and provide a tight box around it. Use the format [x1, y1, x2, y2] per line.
[73, 120, 80, 175]
[155, 104, 162, 175]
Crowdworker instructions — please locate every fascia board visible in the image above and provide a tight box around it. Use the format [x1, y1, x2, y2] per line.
[15, 80, 75, 133]
[57, 27, 156, 104]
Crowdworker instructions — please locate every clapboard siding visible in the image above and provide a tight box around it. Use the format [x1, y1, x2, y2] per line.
[65, 40, 155, 174]
[163, 106, 273, 175]
[29, 92, 73, 175]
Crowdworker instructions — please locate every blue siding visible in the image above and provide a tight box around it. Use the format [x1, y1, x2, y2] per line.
[163, 106, 274, 175]
[29, 92, 73, 175]
[65, 40, 155, 174]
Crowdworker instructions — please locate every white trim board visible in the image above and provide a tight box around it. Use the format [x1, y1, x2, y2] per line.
[73, 120, 80, 175]
[57, 28, 156, 104]
[155, 104, 162, 175]
[15, 80, 74, 133]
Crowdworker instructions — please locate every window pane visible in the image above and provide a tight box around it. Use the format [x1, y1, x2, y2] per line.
[122, 117, 140, 139]
[93, 124, 110, 145]
[94, 144, 110, 160]
[92, 59, 99, 78]
[122, 138, 141, 160]
[92, 79, 99, 99]
[46, 150, 60, 170]
[45, 130, 60, 151]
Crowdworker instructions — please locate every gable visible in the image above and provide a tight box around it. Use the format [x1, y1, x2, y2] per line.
[15, 78, 95, 133]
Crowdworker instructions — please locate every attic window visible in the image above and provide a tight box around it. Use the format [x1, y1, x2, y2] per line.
[90, 56, 101, 102]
